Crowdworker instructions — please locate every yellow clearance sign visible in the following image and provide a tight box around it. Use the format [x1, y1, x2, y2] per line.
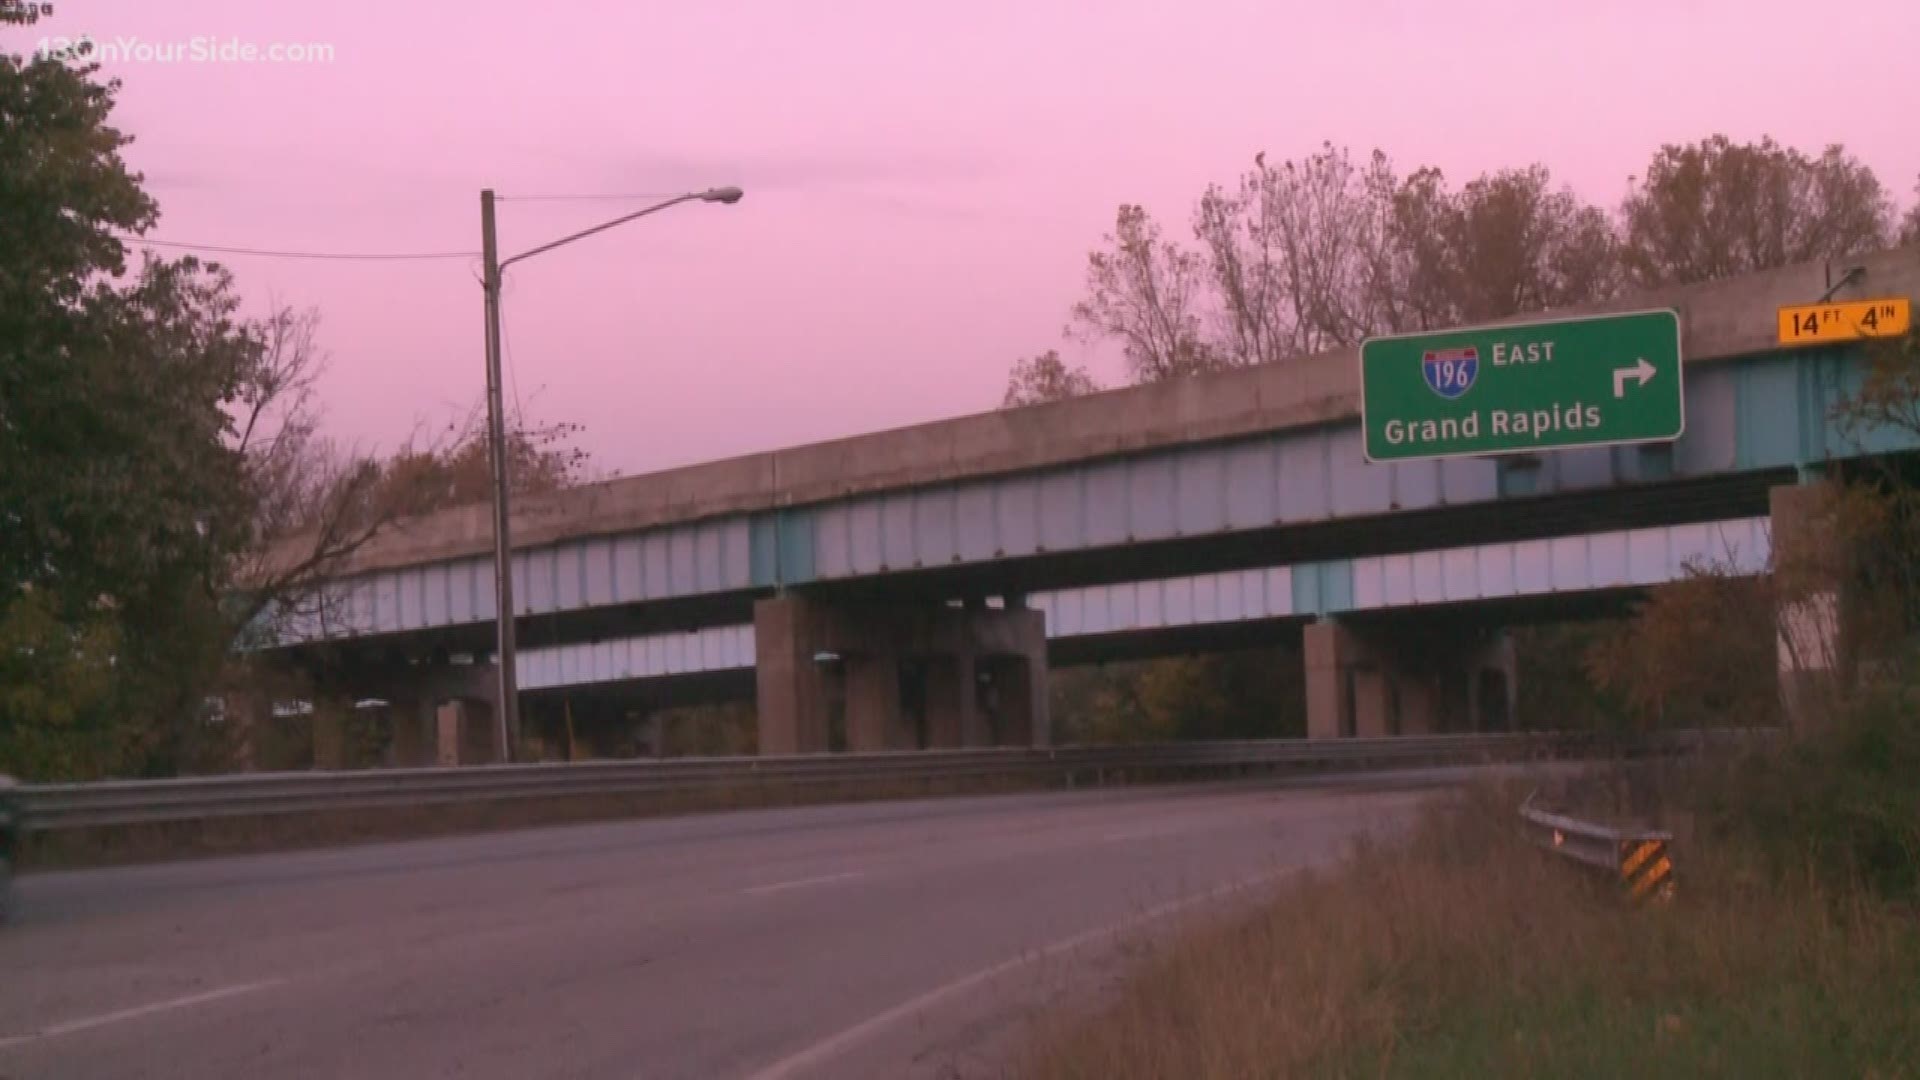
[1777, 297, 1911, 346]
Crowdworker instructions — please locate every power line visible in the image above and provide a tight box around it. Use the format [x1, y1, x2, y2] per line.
[495, 192, 686, 203]
[499, 280, 528, 437]
[112, 235, 478, 261]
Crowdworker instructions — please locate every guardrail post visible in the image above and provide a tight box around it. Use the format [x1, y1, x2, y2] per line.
[1520, 792, 1676, 904]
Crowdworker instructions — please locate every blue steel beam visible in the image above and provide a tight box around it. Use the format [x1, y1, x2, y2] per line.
[264, 343, 1890, 649]
[517, 516, 1768, 692]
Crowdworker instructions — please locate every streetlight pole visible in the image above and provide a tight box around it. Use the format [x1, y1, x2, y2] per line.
[478, 190, 518, 764]
[477, 185, 743, 762]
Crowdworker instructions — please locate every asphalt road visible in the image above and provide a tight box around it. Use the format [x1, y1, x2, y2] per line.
[0, 775, 1458, 1079]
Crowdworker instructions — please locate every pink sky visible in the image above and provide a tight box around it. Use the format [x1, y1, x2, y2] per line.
[24, 0, 1920, 477]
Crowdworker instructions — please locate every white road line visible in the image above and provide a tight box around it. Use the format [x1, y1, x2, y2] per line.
[1100, 826, 1187, 844]
[741, 867, 1297, 1080]
[741, 871, 866, 896]
[0, 980, 284, 1051]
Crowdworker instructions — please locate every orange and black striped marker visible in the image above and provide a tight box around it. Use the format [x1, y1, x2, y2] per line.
[1620, 838, 1673, 902]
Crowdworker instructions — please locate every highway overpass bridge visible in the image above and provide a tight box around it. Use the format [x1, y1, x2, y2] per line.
[255, 249, 1920, 765]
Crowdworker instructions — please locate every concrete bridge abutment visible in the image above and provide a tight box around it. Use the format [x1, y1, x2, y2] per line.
[754, 595, 1048, 755]
[1771, 480, 1849, 733]
[304, 662, 500, 769]
[1304, 618, 1515, 739]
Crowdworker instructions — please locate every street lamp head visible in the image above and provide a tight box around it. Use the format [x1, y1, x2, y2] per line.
[701, 186, 745, 205]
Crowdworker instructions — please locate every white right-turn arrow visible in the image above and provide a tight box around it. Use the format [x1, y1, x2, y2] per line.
[1613, 357, 1656, 399]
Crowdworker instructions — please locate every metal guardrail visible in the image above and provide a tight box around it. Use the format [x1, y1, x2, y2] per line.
[1520, 791, 1675, 901]
[14, 729, 1738, 834]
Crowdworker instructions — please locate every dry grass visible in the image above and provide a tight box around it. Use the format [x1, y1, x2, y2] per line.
[1020, 778, 1920, 1079]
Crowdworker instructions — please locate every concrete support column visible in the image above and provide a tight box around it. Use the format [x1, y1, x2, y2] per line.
[468, 698, 500, 763]
[1014, 611, 1050, 748]
[430, 698, 498, 766]
[390, 697, 437, 767]
[753, 595, 1050, 754]
[992, 657, 1041, 747]
[845, 652, 912, 751]
[924, 652, 974, 749]
[754, 596, 832, 755]
[1771, 481, 1845, 732]
[435, 701, 463, 766]
[973, 608, 1049, 747]
[1306, 620, 1515, 738]
[312, 691, 351, 770]
[1304, 620, 1356, 739]
[1351, 663, 1392, 738]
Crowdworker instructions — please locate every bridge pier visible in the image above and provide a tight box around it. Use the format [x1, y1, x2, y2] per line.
[325, 662, 498, 767]
[312, 690, 353, 770]
[1771, 481, 1847, 732]
[923, 654, 974, 749]
[845, 651, 913, 750]
[754, 595, 1048, 755]
[1305, 619, 1514, 738]
[388, 697, 438, 768]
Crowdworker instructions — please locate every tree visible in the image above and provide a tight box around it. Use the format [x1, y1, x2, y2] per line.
[1061, 147, 1618, 398]
[225, 305, 415, 651]
[375, 413, 589, 511]
[1621, 135, 1892, 288]
[1, 38, 596, 777]
[1419, 165, 1619, 323]
[1901, 176, 1920, 247]
[1193, 146, 1429, 363]
[1135, 648, 1303, 740]
[0, 590, 123, 780]
[242, 408, 591, 648]
[1002, 349, 1100, 407]
[1383, 164, 1618, 328]
[0, 41, 268, 777]
[1070, 204, 1220, 383]
[1196, 147, 1344, 362]
[1584, 567, 1780, 729]
[1193, 167, 1287, 367]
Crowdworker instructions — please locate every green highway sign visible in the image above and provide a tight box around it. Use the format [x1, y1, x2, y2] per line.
[1359, 309, 1683, 463]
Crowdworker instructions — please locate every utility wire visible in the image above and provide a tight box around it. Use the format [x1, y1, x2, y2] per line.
[499, 280, 528, 440]
[495, 192, 685, 202]
[111, 235, 478, 261]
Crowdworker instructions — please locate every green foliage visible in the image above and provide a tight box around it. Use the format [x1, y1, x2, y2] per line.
[0, 592, 127, 780]
[1584, 569, 1781, 730]
[1510, 621, 1633, 732]
[1051, 649, 1304, 745]
[1, 49, 271, 778]
[657, 702, 757, 758]
[1704, 664, 1920, 903]
[1136, 651, 1303, 740]
[1049, 663, 1159, 744]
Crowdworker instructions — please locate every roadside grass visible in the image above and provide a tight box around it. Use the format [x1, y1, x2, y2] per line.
[1020, 760, 1920, 1079]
